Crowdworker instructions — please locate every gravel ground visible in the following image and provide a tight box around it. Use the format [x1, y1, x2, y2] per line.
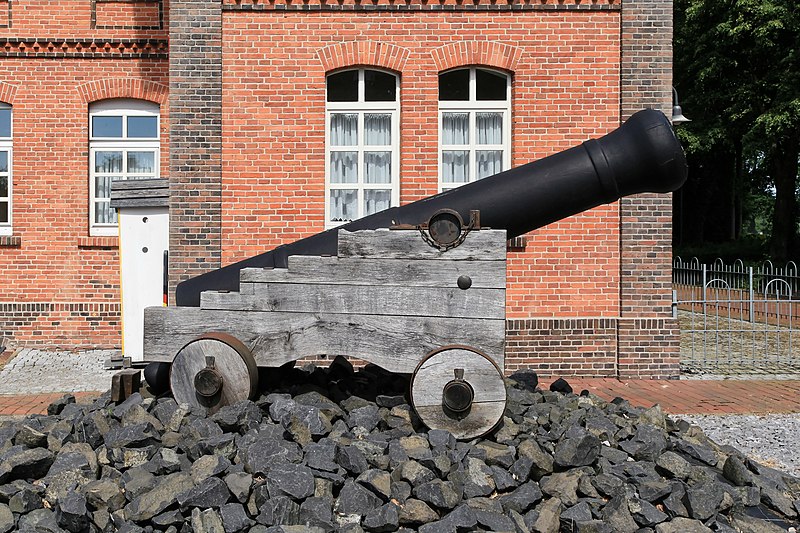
[676, 413, 800, 478]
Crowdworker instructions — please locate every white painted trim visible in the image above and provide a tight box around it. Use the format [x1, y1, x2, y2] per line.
[325, 69, 400, 229]
[438, 68, 511, 192]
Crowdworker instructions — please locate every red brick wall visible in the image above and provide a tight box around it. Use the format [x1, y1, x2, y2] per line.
[0, 0, 169, 349]
[220, 9, 622, 319]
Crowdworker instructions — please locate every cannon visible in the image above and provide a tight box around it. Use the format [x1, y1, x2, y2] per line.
[143, 109, 687, 439]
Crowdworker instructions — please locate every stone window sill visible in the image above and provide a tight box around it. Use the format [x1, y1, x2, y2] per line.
[78, 236, 119, 249]
[0, 235, 21, 247]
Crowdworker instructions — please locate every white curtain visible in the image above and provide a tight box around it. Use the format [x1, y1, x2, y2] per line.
[365, 152, 391, 184]
[476, 113, 502, 145]
[442, 151, 469, 184]
[330, 113, 357, 146]
[128, 151, 155, 175]
[364, 114, 391, 145]
[330, 189, 357, 222]
[477, 150, 503, 179]
[330, 152, 357, 184]
[364, 190, 391, 216]
[442, 113, 469, 145]
[0, 151, 7, 173]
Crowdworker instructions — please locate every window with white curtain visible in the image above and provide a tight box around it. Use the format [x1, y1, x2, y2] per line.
[89, 99, 159, 236]
[439, 67, 510, 191]
[0, 103, 11, 236]
[326, 69, 399, 227]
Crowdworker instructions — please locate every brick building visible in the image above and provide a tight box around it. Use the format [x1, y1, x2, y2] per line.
[0, 0, 678, 378]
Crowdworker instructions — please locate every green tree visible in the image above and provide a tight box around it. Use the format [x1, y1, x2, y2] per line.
[674, 0, 800, 260]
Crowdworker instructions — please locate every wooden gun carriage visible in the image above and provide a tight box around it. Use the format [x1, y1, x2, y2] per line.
[141, 109, 688, 439]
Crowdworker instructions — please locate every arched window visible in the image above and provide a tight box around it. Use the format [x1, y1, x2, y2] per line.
[89, 99, 159, 235]
[438, 67, 510, 191]
[325, 68, 399, 227]
[0, 103, 11, 235]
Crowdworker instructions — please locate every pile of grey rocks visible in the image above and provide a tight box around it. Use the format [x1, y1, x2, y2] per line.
[0, 357, 798, 533]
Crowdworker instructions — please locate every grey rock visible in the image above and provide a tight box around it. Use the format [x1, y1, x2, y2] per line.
[474, 441, 514, 468]
[267, 461, 315, 500]
[560, 501, 592, 525]
[452, 457, 495, 498]
[152, 509, 184, 527]
[395, 460, 436, 487]
[335, 480, 383, 516]
[413, 479, 461, 510]
[574, 520, 613, 533]
[655, 451, 693, 480]
[299, 496, 335, 532]
[474, 508, 516, 532]
[722, 455, 753, 486]
[654, 517, 713, 533]
[635, 479, 672, 502]
[178, 475, 231, 509]
[48, 395, 76, 416]
[220, 502, 252, 533]
[257, 496, 301, 526]
[398, 436, 431, 461]
[191, 454, 231, 484]
[0, 504, 11, 533]
[348, 405, 381, 432]
[0, 446, 55, 483]
[662, 481, 689, 518]
[499, 480, 542, 514]
[398, 498, 439, 526]
[628, 497, 668, 527]
[489, 464, 518, 491]
[356, 469, 392, 501]
[55, 492, 89, 533]
[9, 485, 43, 514]
[439, 503, 477, 530]
[375, 395, 406, 409]
[120, 466, 157, 501]
[684, 481, 724, 521]
[224, 472, 253, 504]
[336, 445, 370, 475]
[674, 438, 718, 466]
[517, 437, 554, 480]
[540, 469, 582, 506]
[760, 484, 797, 517]
[17, 508, 63, 533]
[125, 471, 194, 521]
[363, 502, 400, 532]
[602, 495, 638, 533]
[15, 424, 48, 448]
[244, 437, 302, 475]
[211, 401, 263, 434]
[554, 431, 601, 467]
[191, 507, 225, 533]
[104, 423, 159, 449]
[530, 496, 562, 533]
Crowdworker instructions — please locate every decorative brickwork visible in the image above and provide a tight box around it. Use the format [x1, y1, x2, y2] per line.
[0, 39, 168, 58]
[0, 81, 17, 104]
[0, 303, 121, 350]
[77, 78, 168, 104]
[617, 0, 679, 378]
[223, 0, 621, 11]
[168, 0, 223, 299]
[430, 42, 521, 73]
[0, 0, 9, 28]
[317, 42, 410, 74]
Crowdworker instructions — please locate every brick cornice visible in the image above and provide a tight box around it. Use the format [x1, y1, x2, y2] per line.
[431, 41, 521, 73]
[0, 38, 168, 59]
[317, 41, 410, 73]
[0, 81, 18, 105]
[224, 0, 619, 10]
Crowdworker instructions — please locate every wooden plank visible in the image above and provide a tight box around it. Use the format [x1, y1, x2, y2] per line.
[239, 256, 506, 289]
[200, 284, 505, 319]
[143, 306, 505, 374]
[337, 229, 507, 261]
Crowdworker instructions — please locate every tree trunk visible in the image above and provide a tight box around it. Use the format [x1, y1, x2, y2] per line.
[768, 137, 800, 261]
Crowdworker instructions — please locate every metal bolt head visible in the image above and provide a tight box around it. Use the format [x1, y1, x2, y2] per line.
[457, 275, 472, 290]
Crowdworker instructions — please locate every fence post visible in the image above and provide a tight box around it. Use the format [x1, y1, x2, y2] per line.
[672, 290, 678, 319]
[702, 264, 707, 315]
[749, 267, 754, 323]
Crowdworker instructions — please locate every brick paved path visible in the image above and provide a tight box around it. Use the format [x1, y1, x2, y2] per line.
[2, 377, 800, 417]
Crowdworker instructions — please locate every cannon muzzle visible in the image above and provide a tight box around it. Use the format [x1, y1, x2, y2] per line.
[176, 109, 687, 306]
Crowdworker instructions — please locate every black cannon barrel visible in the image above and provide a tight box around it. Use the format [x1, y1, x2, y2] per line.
[176, 109, 687, 306]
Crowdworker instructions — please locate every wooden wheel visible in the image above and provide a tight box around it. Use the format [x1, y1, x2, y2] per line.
[410, 345, 506, 440]
[169, 333, 258, 414]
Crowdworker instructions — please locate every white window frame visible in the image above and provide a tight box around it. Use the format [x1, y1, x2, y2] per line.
[438, 67, 511, 192]
[0, 103, 11, 236]
[325, 68, 400, 229]
[89, 99, 160, 236]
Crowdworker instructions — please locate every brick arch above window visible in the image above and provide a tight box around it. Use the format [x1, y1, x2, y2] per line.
[431, 42, 521, 74]
[0, 82, 19, 105]
[77, 79, 167, 105]
[317, 42, 410, 74]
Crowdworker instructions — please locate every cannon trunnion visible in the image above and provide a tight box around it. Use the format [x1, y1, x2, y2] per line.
[143, 109, 688, 439]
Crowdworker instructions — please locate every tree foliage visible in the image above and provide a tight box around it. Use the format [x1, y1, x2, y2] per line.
[673, 0, 800, 260]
